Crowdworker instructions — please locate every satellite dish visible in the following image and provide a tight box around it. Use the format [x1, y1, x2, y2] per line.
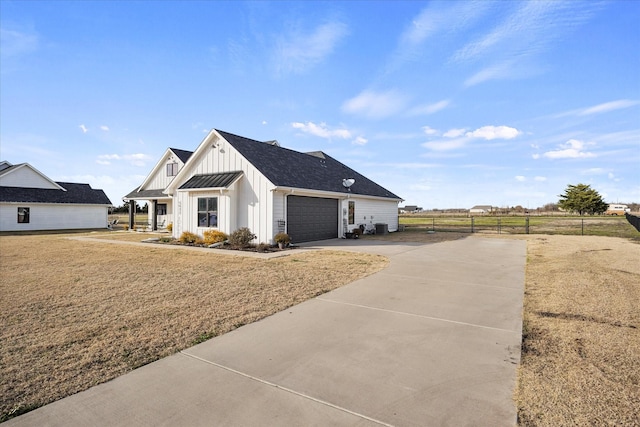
[343, 179, 355, 191]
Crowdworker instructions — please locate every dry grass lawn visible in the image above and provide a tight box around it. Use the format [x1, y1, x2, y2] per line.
[2, 228, 639, 425]
[515, 235, 639, 426]
[0, 231, 388, 421]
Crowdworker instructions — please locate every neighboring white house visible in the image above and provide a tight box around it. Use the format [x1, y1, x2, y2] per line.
[124, 129, 403, 243]
[470, 205, 495, 214]
[0, 161, 112, 231]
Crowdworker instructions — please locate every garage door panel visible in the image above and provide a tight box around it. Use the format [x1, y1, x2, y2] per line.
[287, 196, 338, 243]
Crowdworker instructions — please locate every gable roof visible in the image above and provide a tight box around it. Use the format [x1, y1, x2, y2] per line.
[0, 161, 66, 190]
[217, 130, 402, 200]
[0, 182, 112, 205]
[169, 148, 193, 164]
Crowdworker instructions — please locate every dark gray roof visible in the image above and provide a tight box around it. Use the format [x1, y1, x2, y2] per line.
[0, 182, 112, 205]
[169, 148, 193, 164]
[179, 171, 243, 190]
[123, 188, 169, 200]
[217, 130, 402, 200]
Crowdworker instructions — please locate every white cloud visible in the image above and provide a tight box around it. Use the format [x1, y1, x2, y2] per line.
[465, 125, 520, 140]
[291, 121, 352, 139]
[342, 89, 408, 119]
[352, 136, 368, 146]
[79, 124, 88, 133]
[97, 153, 151, 167]
[262, 120, 268, 125]
[100, 125, 109, 132]
[422, 137, 468, 151]
[274, 21, 348, 75]
[443, 128, 466, 138]
[542, 139, 596, 159]
[422, 126, 439, 136]
[578, 99, 639, 116]
[534, 176, 547, 182]
[0, 27, 38, 58]
[409, 99, 451, 116]
[515, 176, 526, 182]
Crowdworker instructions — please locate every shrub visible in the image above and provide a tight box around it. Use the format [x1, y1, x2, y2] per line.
[179, 231, 199, 244]
[274, 232, 291, 244]
[256, 243, 271, 253]
[228, 227, 256, 248]
[203, 230, 228, 245]
[167, 223, 173, 232]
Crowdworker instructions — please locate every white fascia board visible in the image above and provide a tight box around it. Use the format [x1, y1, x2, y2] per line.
[164, 129, 222, 195]
[137, 148, 175, 191]
[2, 163, 67, 191]
[272, 186, 404, 203]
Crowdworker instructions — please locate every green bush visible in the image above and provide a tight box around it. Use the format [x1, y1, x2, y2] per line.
[203, 230, 228, 245]
[274, 232, 291, 244]
[179, 231, 199, 244]
[228, 227, 256, 248]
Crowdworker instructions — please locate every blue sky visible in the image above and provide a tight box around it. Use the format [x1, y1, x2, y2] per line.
[2, 0, 639, 209]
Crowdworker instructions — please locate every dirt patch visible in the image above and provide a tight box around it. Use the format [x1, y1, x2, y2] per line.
[0, 232, 388, 421]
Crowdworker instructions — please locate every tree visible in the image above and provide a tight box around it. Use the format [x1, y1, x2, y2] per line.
[558, 183, 608, 215]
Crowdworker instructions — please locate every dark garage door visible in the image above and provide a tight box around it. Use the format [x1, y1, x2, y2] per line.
[287, 196, 338, 243]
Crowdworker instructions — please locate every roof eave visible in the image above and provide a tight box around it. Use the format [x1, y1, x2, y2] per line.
[272, 186, 403, 202]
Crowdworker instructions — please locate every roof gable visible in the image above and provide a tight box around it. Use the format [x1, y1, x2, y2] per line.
[217, 130, 401, 200]
[0, 162, 65, 190]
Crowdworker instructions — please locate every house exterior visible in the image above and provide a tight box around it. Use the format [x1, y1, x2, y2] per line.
[124, 129, 403, 243]
[0, 161, 112, 231]
[470, 205, 495, 214]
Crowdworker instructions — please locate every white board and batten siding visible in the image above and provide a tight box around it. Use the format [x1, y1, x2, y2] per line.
[172, 138, 277, 243]
[0, 203, 108, 232]
[344, 197, 399, 232]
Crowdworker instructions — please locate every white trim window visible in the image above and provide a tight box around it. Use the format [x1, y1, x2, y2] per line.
[18, 207, 30, 223]
[166, 163, 178, 176]
[198, 197, 218, 227]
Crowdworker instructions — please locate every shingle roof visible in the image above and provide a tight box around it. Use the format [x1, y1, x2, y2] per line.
[217, 130, 402, 200]
[179, 171, 243, 190]
[169, 148, 193, 164]
[0, 182, 112, 205]
[123, 188, 169, 200]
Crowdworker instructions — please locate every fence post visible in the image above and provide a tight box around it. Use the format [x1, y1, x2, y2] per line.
[471, 216, 475, 233]
[582, 218, 584, 236]
[498, 217, 501, 234]
[432, 218, 435, 232]
[525, 216, 530, 234]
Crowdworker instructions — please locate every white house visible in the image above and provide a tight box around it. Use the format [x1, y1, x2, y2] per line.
[0, 161, 112, 232]
[124, 129, 403, 243]
[470, 205, 495, 214]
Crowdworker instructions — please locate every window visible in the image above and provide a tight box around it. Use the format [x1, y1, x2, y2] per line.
[166, 163, 178, 176]
[157, 204, 167, 215]
[348, 201, 355, 225]
[198, 197, 218, 227]
[18, 207, 30, 223]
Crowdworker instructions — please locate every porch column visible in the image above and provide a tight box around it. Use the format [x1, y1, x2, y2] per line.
[128, 200, 135, 230]
[152, 200, 158, 231]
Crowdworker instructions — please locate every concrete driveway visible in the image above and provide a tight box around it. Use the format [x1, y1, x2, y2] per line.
[7, 236, 526, 427]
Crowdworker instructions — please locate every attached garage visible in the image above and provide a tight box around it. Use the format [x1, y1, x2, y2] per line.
[287, 195, 338, 243]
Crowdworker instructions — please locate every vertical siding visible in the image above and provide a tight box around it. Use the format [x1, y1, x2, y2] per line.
[144, 154, 186, 191]
[343, 198, 399, 232]
[171, 138, 275, 243]
[0, 203, 108, 231]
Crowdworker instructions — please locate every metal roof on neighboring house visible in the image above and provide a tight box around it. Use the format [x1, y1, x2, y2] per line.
[123, 188, 170, 200]
[0, 182, 112, 205]
[178, 171, 243, 190]
[216, 130, 402, 200]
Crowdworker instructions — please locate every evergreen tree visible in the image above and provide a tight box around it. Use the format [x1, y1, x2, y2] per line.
[558, 183, 608, 215]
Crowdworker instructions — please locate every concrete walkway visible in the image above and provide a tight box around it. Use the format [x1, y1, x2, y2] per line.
[7, 236, 526, 427]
